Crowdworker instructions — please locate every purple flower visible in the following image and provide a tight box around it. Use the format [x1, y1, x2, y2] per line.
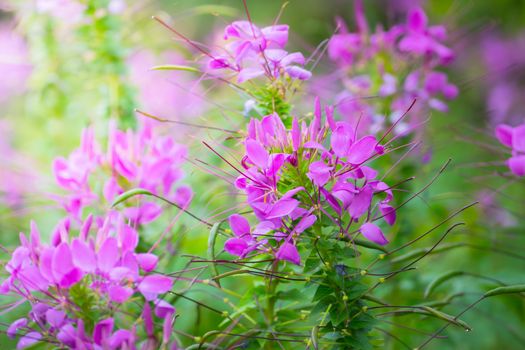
[325, 5, 456, 136]
[224, 214, 262, 258]
[208, 20, 310, 83]
[398, 7, 454, 64]
[275, 242, 301, 265]
[495, 123, 525, 176]
[53, 122, 192, 224]
[1, 215, 177, 348]
[360, 223, 389, 245]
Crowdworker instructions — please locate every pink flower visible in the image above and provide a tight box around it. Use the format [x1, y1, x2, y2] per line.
[360, 222, 389, 245]
[1, 215, 177, 348]
[53, 122, 192, 223]
[495, 123, 525, 177]
[208, 20, 310, 83]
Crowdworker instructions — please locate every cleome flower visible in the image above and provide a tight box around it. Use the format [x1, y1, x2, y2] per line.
[208, 20, 311, 83]
[495, 123, 525, 176]
[326, 1, 457, 136]
[53, 121, 192, 224]
[224, 98, 397, 265]
[0, 214, 177, 349]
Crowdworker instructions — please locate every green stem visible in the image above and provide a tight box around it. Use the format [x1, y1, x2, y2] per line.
[264, 261, 280, 350]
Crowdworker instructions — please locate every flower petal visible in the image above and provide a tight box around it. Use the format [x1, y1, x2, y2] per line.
[360, 223, 389, 245]
[228, 214, 251, 237]
[276, 243, 301, 265]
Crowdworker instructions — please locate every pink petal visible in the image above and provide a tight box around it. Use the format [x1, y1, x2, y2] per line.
[508, 156, 525, 177]
[307, 161, 332, 187]
[495, 124, 513, 148]
[224, 237, 249, 256]
[331, 123, 352, 158]
[347, 135, 377, 164]
[379, 204, 397, 226]
[155, 300, 176, 319]
[245, 139, 269, 169]
[228, 214, 251, 237]
[97, 237, 119, 273]
[108, 285, 133, 303]
[360, 223, 389, 245]
[407, 7, 428, 32]
[267, 198, 299, 219]
[138, 275, 173, 298]
[348, 186, 373, 219]
[52, 243, 74, 282]
[7, 318, 27, 339]
[292, 117, 301, 151]
[93, 318, 114, 346]
[71, 239, 96, 273]
[16, 332, 42, 349]
[136, 253, 158, 272]
[45, 309, 66, 328]
[512, 125, 525, 152]
[276, 243, 301, 265]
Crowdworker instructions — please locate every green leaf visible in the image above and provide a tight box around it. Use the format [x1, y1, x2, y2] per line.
[421, 306, 471, 331]
[353, 239, 389, 253]
[424, 271, 465, 298]
[111, 188, 153, 207]
[207, 222, 222, 286]
[188, 5, 239, 17]
[390, 242, 463, 264]
[151, 65, 200, 73]
[483, 284, 525, 298]
[311, 325, 319, 350]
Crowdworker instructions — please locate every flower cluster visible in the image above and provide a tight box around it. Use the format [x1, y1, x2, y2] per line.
[0, 214, 176, 349]
[208, 20, 312, 83]
[224, 99, 396, 264]
[495, 123, 525, 176]
[326, 2, 457, 135]
[53, 121, 192, 224]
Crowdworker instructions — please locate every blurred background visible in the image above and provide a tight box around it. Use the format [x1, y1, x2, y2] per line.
[1, 0, 524, 349]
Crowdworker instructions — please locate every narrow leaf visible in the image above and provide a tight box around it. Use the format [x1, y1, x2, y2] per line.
[151, 65, 200, 73]
[111, 188, 154, 207]
[484, 284, 525, 298]
[421, 306, 471, 331]
[208, 222, 222, 287]
[354, 238, 389, 253]
[424, 271, 464, 298]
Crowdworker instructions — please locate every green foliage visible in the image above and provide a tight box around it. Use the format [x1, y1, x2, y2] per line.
[68, 278, 104, 332]
[253, 84, 292, 124]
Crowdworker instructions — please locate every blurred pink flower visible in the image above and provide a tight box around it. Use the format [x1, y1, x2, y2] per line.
[129, 50, 204, 121]
[0, 23, 31, 103]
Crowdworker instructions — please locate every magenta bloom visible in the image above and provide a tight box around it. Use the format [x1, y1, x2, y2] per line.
[208, 20, 311, 83]
[398, 7, 454, 64]
[226, 99, 396, 265]
[0, 215, 177, 349]
[53, 121, 192, 223]
[325, 2, 457, 136]
[495, 123, 525, 176]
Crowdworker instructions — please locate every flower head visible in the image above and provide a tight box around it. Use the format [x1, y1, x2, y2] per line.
[1, 215, 177, 349]
[495, 123, 525, 176]
[223, 99, 396, 265]
[53, 121, 192, 224]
